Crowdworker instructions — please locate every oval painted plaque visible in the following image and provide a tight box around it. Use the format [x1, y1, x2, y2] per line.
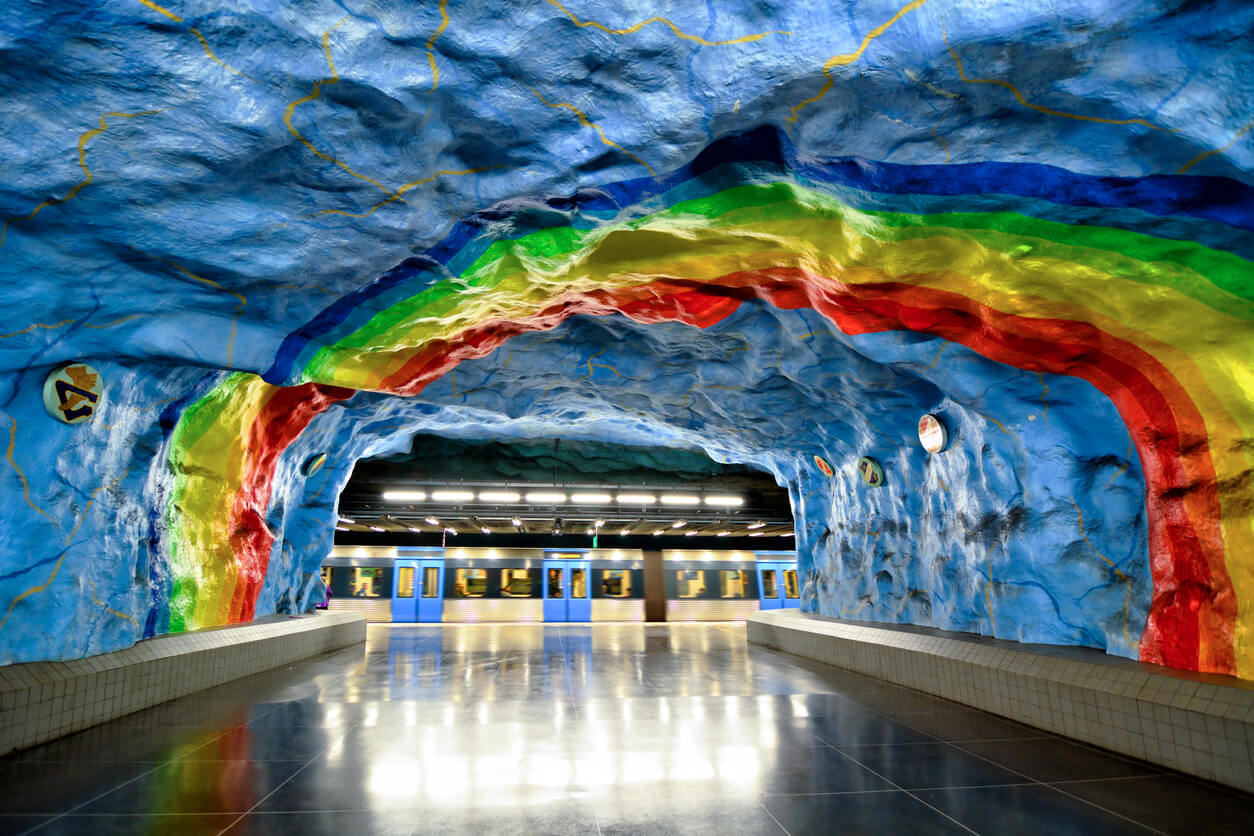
[918, 414, 948, 453]
[42, 363, 103, 424]
[857, 456, 885, 487]
[813, 455, 834, 477]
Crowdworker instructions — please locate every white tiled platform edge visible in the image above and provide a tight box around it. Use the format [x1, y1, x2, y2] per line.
[748, 609, 1254, 793]
[0, 611, 366, 755]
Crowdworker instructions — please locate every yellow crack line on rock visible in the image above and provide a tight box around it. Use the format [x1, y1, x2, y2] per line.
[944, 28, 1174, 133]
[1036, 371, 1050, 426]
[427, 0, 450, 90]
[135, 0, 259, 82]
[89, 580, 137, 626]
[1, 110, 165, 249]
[283, 17, 395, 197]
[1178, 117, 1254, 173]
[528, 86, 656, 176]
[0, 314, 145, 341]
[1071, 498, 1135, 647]
[546, 0, 790, 46]
[0, 470, 132, 632]
[786, 0, 930, 127]
[930, 126, 950, 163]
[148, 256, 248, 366]
[5, 416, 58, 525]
[315, 166, 501, 219]
[984, 546, 996, 633]
[1105, 440, 1132, 489]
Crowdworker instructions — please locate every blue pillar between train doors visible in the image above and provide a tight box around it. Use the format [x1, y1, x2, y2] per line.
[542, 558, 591, 622]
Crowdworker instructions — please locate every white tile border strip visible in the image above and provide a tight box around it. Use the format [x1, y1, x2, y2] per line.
[748, 609, 1254, 793]
[0, 611, 366, 755]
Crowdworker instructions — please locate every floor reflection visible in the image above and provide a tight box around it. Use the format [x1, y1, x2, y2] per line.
[1, 624, 1251, 835]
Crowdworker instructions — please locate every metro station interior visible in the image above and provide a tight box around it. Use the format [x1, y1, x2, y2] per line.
[1, 1, 1253, 833]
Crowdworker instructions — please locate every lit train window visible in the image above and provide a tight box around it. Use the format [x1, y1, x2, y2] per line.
[721, 570, 750, 599]
[600, 570, 632, 597]
[422, 567, 439, 598]
[783, 569, 799, 599]
[547, 568, 563, 598]
[570, 568, 587, 598]
[500, 568, 534, 597]
[396, 567, 415, 598]
[761, 569, 777, 598]
[453, 568, 488, 598]
[675, 570, 706, 598]
[351, 568, 383, 598]
[320, 566, 331, 588]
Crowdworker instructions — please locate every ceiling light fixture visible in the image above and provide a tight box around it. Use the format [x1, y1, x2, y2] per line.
[716, 531, 730, 537]
[780, 532, 794, 537]
[370, 526, 385, 532]
[749, 532, 764, 537]
[570, 492, 613, 504]
[431, 489, 475, 502]
[510, 517, 522, 526]
[616, 493, 656, 504]
[526, 491, 567, 503]
[478, 490, 521, 502]
[659, 495, 700, 505]
[335, 526, 349, 532]
[338, 517, 355, 525]
[381, 490, 426, 502]
[684, 531, 699, 537]
[704, 495, 744, 507]
[480, 526, 490, 534]
[671, 520, 686, 529]
[408, 527, 422, 533]
[746, 521, 766, 530]
[594, 519, 605, 528]
[619, 528, 631, 535]
[652, 529, 665, 536]
[424, 517, 440, 526]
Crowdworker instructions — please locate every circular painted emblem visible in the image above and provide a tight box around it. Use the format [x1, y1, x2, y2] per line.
[302, 453, 328, 477]
[918, 414, 948, 453]
[857, 456, 885, 487]
[813, 455, 834, 478]
[42, 363, 103, 424]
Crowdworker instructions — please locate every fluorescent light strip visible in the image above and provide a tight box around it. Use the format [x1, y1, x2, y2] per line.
[746, 521, 766, 530]
[617, 493, 656, 504]
[381, 491, 426, 502]
[525, 491, 567, 503]
[431, 489, 475, 501]
[659, 495, 700, 505]
[478, 490, 521, 502]
[704, 495, 744, 507]
[671, 520, 686, 528]
[424, 517, 440, 525]
[570, 492, 613, 504]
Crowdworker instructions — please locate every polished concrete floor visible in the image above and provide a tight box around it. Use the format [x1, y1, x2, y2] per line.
[1, 623, 1252, 835]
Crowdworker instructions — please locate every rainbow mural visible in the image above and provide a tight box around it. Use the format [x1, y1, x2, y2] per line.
[153, 129, 1254, 675]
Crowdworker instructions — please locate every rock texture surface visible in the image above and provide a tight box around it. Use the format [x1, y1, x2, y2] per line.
[0, 1, 1250, 674]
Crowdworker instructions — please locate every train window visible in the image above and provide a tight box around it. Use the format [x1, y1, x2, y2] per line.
[760, 569, 778, 598]
[570, 568, 587, 598]
[547, 568, 563, 598]
[350, 568, 384, 598]
[783, 569, 799, 598]
[500, 568, 534, 597]
[452, 568, 488, 598]
[396, 567, 415, 598]
[422, 566, 439, 598]
[675, 570, 707, 598]
[600, 570, 632, 597]
[721, 570, 750, 599]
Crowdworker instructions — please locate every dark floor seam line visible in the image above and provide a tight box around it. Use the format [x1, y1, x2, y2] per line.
[762, 781, 1038, 797]
[14, 702, 291, 836]
[824, 742, 980, 835]
[756, 797, 793, 836]
[938, 737, 1169, 836]
[215, 722, 362, 836]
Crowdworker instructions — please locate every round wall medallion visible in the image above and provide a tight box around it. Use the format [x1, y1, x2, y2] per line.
[42, 363, 103, 424]
[302, 453, 328, 476]
[813, 455, 834, 477]
[918, 414, 948, 453]
[857, 456, 885, 487]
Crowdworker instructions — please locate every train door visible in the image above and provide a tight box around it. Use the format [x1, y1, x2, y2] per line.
[416, 558, 446, 622]
[780, 562, 801, 609]
[392, 560, 419, 622]
[542, 558, 591, 622]
[757, 561, 784, 610]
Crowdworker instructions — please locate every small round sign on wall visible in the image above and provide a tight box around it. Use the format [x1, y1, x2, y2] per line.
[918, 413, 948, 453]
[813, 455, 834, 478]
[857, 456, 885, 487]
[302, 453, 328, 477]
[43, 363, 103, 424]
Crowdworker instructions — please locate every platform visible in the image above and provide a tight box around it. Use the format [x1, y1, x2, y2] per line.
[1, 623, 1251, 834]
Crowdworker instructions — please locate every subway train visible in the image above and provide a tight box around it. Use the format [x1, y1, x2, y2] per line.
[320, 547, 800, 623]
